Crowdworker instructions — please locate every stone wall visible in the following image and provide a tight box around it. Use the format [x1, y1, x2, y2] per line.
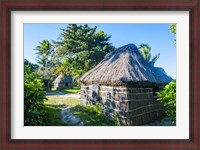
[80, 84, 165, 125]
[54, 82, 73, 90]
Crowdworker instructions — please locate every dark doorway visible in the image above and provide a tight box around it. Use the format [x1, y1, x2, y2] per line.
[153, 86, 159, 96]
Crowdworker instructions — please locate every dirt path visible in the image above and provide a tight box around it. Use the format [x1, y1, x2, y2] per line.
[46, 91, 83, 125]
[47, 91, 173, 126]
[60, 107, 84, 126]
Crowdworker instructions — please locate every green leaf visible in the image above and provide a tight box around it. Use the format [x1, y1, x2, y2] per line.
[156, 80, 176, 122]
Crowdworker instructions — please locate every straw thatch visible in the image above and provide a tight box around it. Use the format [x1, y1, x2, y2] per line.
[79, 44, 173, 86]
[53, 74, 72, 89]
[54, 74, 72, 84]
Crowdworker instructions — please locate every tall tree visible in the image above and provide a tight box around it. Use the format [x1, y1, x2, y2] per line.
[34, 40, 55, 78]
[139, 44, 160, 66]
[34, 40, 58, 91]
[55, 24, 115, 78]
[35, 40, 53, 68]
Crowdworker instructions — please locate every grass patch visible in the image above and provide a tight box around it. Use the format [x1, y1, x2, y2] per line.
[61, 87, 80, 94]
[45, 96, 80, 107]
[43, 96, 80, 126]
[44, 106, 66, 126]
[43, 95, 121, 126]
[71, 104, 122, 126]
[51, 87, 80, 94]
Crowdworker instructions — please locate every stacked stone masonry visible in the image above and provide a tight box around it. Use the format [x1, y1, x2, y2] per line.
[80, 84, 165, 125]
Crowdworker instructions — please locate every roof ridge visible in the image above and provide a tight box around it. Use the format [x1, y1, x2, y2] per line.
[79, 44, 173, 86]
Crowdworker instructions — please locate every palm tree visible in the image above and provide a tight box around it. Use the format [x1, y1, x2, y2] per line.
[34, 40, 55, 78]
[139, 44, 160, 66]
[35, 40, 53, 68]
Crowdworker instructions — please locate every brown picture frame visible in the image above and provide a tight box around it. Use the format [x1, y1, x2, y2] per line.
[0, 0, 199, 149]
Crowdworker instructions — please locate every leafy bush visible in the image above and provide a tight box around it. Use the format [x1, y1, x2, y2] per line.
[24, 59, 39, 72]
[156, 80, 176, 122]
[24, 65, 47, 125]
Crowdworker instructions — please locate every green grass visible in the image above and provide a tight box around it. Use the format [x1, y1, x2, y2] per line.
[51, 87, 80, 94]
[45, 95, 80, 107]
[44, 105, 66, 126]
[44, 96, 80, 126]
[71, 104, 122, 126]
[43, 95, 122, 126]
[61, 87, 80, 94]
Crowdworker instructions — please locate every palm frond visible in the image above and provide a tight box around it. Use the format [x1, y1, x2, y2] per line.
[150, 53, 160, 66]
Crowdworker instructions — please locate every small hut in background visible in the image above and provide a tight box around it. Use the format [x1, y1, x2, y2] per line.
[43, 79, 51, 91]
[53, 74, 73, 90]
[79, 44, 173, 125]
[37, 68, 51, 91]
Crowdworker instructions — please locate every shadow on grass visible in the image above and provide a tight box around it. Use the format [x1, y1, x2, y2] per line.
[46, 92, 66, 96]
[43, 105, 64, 126]
[46, 104, 67, 109]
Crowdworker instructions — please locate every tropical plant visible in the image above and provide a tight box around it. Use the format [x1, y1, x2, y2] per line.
[35, 40, 53, 68]
[24, 59, 39, 72]
[54, 24, 115, 78]
[169, 24, 176, 44]
[24, 65, 47, 125]
[169, 24, 176, 35]
[34, 40, 58, 89]
[156, 80, 176, 122]
[138, 44, 160, 66]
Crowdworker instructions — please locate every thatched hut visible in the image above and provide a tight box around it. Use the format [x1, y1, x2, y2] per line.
[53, 74, 73, 90]
[37, 69, 51, 91]
[43, 79, 51, 91]
[79, 44, 173, 125]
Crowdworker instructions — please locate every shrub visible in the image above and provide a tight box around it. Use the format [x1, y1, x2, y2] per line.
[156, 80, 176, 122]
[24, 65, 47, 125]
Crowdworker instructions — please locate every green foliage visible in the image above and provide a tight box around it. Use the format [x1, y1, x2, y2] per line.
[169, 24, 176, 35]
[71, 103, 122, 126]
[169, 24, 176, 44]
[24, 59, 39, 72]
[24, 65, 47, 125]
[44, 106, 65, 126]
[34, 40, 59, 90]
[35, 40, 54, 68]
[139, 44, 160, 66]
[156, 80, 176, 122]
[115, 113, 123, 126]
[35, 40, 57, 79]
[54, 24, 115, 78]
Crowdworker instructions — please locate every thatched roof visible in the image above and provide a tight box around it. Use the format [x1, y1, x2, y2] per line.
[79, 44, 173, 86]
[53, 74, 72, 84]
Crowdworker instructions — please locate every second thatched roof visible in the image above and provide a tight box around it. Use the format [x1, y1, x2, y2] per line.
[79, 44, 173, 86]
[53, 74, 72, 84]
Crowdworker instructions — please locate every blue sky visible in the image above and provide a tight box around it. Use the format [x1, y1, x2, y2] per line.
[24, 24, 176, 79]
